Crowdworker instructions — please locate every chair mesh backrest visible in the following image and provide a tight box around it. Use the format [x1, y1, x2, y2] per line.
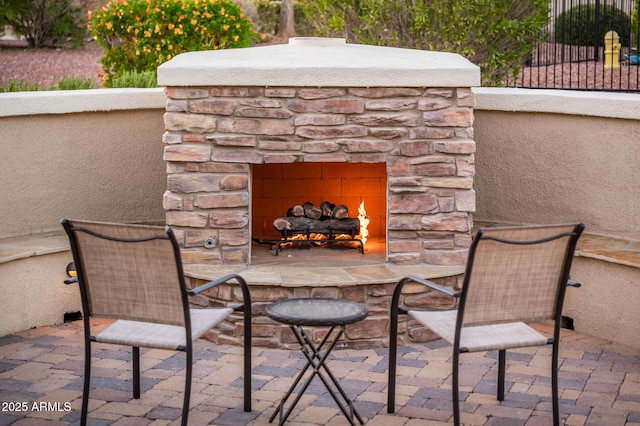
[461, 224, 580, 327]
[65, 220, 186, 326]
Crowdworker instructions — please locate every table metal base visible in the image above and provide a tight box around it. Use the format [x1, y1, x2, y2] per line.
[269, 324, 365, 425]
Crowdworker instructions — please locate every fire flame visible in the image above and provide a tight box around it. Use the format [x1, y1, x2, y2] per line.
[357, 201, 369, 247]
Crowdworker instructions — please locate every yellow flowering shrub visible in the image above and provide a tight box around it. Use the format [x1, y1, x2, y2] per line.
[90, 0, 262, 87]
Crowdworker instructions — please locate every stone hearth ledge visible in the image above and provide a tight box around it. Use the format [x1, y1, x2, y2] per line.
[4, 232, 636, 271]
[183, 263, 465, 287]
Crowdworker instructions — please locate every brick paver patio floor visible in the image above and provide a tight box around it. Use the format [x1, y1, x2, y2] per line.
[1, 319, 639, 425]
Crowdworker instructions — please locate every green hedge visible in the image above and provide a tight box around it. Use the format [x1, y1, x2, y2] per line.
[0, 0, 87, 48]
[0, 76, 97, 92]
[90, 0, 262, 87]
[555, 4, 632, 46]
[302, 0, 550, 86]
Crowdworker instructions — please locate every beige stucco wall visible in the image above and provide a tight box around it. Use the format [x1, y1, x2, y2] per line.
[0, 252, 80, 335]
[0, 90, 167, 238]
[473, 88, 640, 350]
[565, 257, 640, 349]
[473, 88, 640, 241]
[0, 89, 166, 336]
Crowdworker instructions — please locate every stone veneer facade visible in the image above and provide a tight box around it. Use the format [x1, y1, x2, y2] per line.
[162, 85, 477, 266]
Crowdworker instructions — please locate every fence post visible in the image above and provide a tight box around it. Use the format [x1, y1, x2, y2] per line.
[594, 0, 601, 62]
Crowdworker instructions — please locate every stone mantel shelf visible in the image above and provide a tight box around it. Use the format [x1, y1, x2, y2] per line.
[183, 263, 465, 287]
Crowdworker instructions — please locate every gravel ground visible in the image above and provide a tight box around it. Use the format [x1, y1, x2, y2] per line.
[0, 39, 104, 88]
[517, 60, 640, 91]
[1, 38, 639, 91]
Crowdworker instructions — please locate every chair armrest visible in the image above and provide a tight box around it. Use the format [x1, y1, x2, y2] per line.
[404, 275, 460, 297]
[391, 275, 460, 315]
[64, 277, 78, 285]
[188, 273, 247, 295]
[567, 279, 581, 287]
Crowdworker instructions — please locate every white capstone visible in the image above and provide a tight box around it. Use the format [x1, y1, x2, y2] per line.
[157, 38, 480, 88]
[0, 88, 166, 117]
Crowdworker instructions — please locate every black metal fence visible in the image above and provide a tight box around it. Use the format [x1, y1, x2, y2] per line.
[508, 0, 640, 92]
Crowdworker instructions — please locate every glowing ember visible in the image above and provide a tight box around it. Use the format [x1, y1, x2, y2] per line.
[278, 232, 332, 248]
[357, 201, 369, 247]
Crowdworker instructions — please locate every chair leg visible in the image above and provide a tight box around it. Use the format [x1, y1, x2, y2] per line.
[497, 349, 506, 401]
[244, 302, 252, 412]
[387, 302, 399, 413]
[182, 349, 192, 426]
[551, 341, 560, 426]
[81, 338, 91, 426]
[452, 348, 461, 426]
[132, 346, 140, 399]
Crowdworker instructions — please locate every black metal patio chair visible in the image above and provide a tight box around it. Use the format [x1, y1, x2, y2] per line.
[388, 223, 585, 426]
[61, 218, 252, 426]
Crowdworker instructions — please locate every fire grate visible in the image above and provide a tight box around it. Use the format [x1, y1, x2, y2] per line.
[274, 229, 364, 256]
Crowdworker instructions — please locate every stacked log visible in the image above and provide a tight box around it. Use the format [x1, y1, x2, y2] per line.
[274, 201, 359, 236]
[285, 201, 349, 219]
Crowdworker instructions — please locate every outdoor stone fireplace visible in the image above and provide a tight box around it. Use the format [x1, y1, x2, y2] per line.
[157, 38, 480, 347]
[158, 38, 480, 267]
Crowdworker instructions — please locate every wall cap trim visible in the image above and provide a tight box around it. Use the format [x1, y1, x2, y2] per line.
[473, 87, 640, 120]
[2, 86, 638, 120]
[0, 88, 166, 117]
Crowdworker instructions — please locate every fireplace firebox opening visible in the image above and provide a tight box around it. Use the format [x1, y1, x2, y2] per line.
[252, 162, 387, 256]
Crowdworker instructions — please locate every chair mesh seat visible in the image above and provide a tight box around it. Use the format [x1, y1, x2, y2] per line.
[96, 308, 234, 350]
[409, 309, 549, 352]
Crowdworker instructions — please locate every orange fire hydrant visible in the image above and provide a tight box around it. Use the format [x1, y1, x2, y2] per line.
[604, 30, 621, 69]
